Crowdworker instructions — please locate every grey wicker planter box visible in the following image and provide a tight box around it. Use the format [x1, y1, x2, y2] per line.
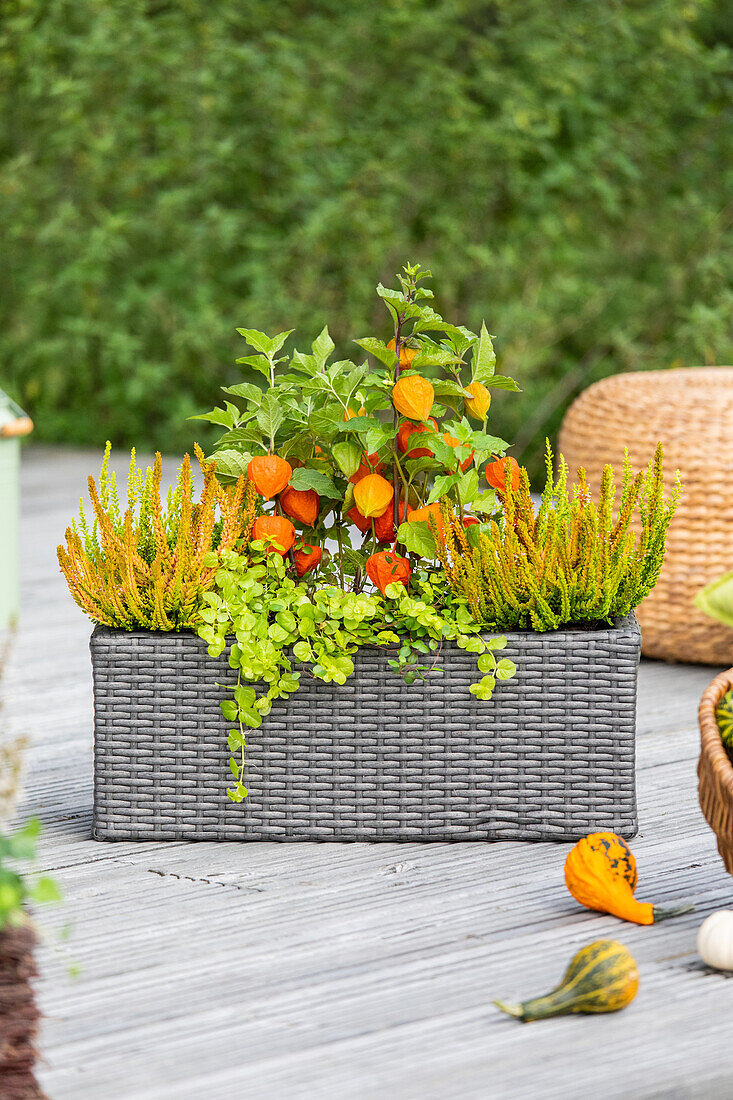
[90, 613, 641, 842]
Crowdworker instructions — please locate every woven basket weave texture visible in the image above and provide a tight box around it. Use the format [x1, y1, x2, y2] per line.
[91, 616, 640, 842]
[559, 366, 733, 665]
[698, 667, 733, 875]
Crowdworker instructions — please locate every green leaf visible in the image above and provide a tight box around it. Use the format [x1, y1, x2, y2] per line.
[432, 379, 471, 399]
[222, 382, 264, 404]
[457, 468, 479, 506]
[270, 329, 295, 355]
[424, 433, 459, 467]
[312, 325, 335, 367]
[473, 322, 496, 381]
[309, 406, 346, 437]
[208, 449, 251, 480]
[288, 466, 341, 498]
[236, 327, 277, 355]
[256, 394, 284, 439]
[427, 473, 460, 505]
[396, 520, 437, 559]
[471, 490, 499, 516]
[234, 355, 273, 379]
[189, 406, 237, 429]
[484, 375, 521, 391]
[495, 658, 517, 681]
[353, 337, 397, 370]
[363, 422, 394, 453]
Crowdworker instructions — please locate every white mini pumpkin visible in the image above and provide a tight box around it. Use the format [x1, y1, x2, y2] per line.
[697, 911, 733, 970]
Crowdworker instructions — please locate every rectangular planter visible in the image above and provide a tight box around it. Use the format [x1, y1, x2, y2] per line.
[91, 614, 640, 842]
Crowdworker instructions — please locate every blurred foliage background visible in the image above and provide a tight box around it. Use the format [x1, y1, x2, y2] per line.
[1, 0, 731, 476]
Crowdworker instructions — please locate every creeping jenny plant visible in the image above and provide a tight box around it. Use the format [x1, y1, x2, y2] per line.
[198, 545, 515, 802]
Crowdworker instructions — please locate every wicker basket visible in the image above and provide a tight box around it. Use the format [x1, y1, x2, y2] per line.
[0, 923, 45, 1099]
[559, 367, 733, 665]
[698, 667, 733, 875]
[91, 616, 641, 842]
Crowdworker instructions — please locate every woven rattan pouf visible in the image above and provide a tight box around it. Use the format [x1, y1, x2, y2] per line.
[559, 367, 733, 665]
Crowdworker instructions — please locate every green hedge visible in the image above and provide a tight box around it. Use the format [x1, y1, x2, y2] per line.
[1, 0, 731, 474]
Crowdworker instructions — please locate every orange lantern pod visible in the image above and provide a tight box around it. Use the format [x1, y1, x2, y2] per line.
[346, 505, 372, 534]
[366, 550, 412, 596]
[353, 473, 394, 518]
[409, 502, 445, 538]
[486, 455, 520, 492]
[294, 544, 323, 577]
[464, 381, 491, 420]
[387, 338, 419, 367]
[251, 515, 296, 555]
[392, 374, 435, 422]
[462, 515, 479, 528]
[397, 417, 438, 459]
[342, 404, 366, 422]
[247, 455, 292, 499]
[443, 433, 474, 473]
[349, 453, 385, 484]
[280, 486, 320, 526]
[374, 500, 413, 543]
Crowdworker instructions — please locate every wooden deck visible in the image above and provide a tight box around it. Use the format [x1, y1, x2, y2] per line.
[5, 446, 733, 1100]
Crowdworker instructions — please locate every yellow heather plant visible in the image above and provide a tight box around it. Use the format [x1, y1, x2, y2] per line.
[435, 442, 680, 632]
[58, 443, 257, 631]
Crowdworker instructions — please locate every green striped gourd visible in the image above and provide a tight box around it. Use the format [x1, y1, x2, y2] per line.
[493, 939, 639, 1022]
[716, 690, 733, 751]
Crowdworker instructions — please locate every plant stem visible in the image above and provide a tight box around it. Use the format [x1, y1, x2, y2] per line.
[335, 506, 345, 590]
[275, 493, 297, 570]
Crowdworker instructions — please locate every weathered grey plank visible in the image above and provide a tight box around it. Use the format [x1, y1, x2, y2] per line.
[5, 445, 733, 1100]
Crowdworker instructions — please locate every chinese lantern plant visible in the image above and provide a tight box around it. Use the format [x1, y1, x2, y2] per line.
[194, 261, 521, 589]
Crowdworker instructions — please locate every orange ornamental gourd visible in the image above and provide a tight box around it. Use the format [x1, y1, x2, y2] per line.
[346, 505, 372, 534]
[251, 515, 296, 555]
[247, 455, 292, 499]
[392, 374, 434, 422]
[397, 418, 438, 459]
[280, 486, 320, 526]
[353, 473, 394, 519]
[464, 381, 491, 420]
[374, 500, 413, 543]
[409, 501, 445, 538]
[486, 455, 520, 492]
[366, 550, 411, 596]
[293, 544, 322, 577]
[564, 833, 693, 925]
[387, 338, 418, 367]
[443, 433, 474, 473]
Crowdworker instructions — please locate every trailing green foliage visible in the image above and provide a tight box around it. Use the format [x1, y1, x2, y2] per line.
[436, 443, 681, 631]
[1, 1, 731, 474]
[196, 545, 515, 802]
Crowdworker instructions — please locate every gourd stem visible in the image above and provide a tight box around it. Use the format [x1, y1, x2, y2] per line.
[494, 986, 577, 1022]
[652, 902, 695, 922]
